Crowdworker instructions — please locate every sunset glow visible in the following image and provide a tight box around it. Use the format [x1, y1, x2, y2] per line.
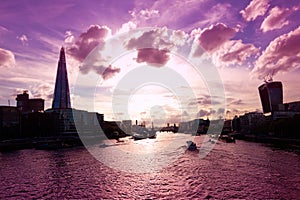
[1, 0, 300, 123]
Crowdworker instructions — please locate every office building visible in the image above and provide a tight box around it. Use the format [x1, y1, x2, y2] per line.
[52, 47, 71, 109]
[258, 81, 283, 113]
[0, 106, 20, 140]
[16, 90, 44, 113]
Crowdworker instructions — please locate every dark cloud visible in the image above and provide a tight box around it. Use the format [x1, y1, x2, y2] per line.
[136, 48, 170, 66]
[85, 64, 120, 80]
[101, 65, 121, 80]
[67, 25, 110, 62]
[126, 28, 171, 50]
[252, 26, 300, 79]
[69, 25, 121, 80]
[218, 40, 259, 67]
[198, 23, 236, 53]
[197, 108, 225, 118]
[197, 109, 211, 117]
[0, 48, 15, 68]
[126, 28, 175, 67]
[189, 95, 220, 106]
[260, 6, 299, 32]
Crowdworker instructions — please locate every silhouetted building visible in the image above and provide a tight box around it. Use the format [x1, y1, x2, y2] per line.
[284, 101, 300, 112]
[103, 120, 127, 139]
[44, 108, 105, 136]
[47, 47, 74, 134]
[0, 106, 20, 140]
[179, 118, 209, 134]
[52, 47, 71, 109]
[47, 48, 108, 136]
[21, 111, 57, 138]
[121, 120, 132, 134]
[258, 81, 300, 119]
[258, 81, 283, 114]
[222, 119, 232, 134]
[239, 112, 265, 134]
[232, 115, 241, 132]
[16, 90, 44, 113]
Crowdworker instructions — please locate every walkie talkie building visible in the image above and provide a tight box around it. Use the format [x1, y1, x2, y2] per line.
[258, 81, 283, 114]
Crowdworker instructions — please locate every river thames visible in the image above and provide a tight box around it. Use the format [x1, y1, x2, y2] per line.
[1, 133, 299, 199]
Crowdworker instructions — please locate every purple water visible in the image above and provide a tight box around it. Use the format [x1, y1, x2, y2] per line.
[1, 134, 299, 199]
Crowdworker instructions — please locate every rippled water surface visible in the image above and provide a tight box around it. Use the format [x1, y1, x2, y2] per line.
[1, 134, 300, 199]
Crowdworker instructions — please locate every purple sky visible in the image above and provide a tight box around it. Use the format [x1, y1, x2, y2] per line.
[0, 0, 300, 122]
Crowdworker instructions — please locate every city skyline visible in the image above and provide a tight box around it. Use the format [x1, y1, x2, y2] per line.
[0, 0, 300, 123]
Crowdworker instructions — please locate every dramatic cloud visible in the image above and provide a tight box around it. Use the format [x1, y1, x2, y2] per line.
[240, 0, 269, 21]
[79, 53, 121, 80]
[136, 48, 170, 66]
[189, 95, 220, 106]
[0, 48, 15, 68]
[214, 40, 260, 67]
[197, 109, 211, 117]
[197, 107, 225, 118]
[80, 61, 121, 80]
[260, 6, 299, 32]
[170, 30, 188, 46]
[68, 25, 111, 62]
[197, 23, 236, 53]
[252, 26, 300, 79]
[67, 25, 120, 80]
[126, 28, 173, 50]
[101, 65, 121, 80]
[126, 28, 181, 66]
[117, 21, 137, 34]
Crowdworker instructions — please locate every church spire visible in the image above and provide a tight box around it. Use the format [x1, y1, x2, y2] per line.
[52, 47, 71, 109]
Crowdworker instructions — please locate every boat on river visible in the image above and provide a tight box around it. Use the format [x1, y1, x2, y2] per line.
[219, 135, 236, 143]
[186, 141, 197, 151]
[132, 129, 157, 140]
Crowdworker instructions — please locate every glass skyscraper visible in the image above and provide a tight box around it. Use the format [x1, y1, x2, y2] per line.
[258, 81, 283, 113]
[52, 47, 71, 109]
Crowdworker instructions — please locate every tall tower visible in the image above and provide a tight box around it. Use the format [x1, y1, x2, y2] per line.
[52, 47, 71, 109]
[258, 81, 283, 113]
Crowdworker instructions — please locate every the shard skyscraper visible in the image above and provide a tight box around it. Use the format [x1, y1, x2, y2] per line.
[52, 47, 71, 109]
